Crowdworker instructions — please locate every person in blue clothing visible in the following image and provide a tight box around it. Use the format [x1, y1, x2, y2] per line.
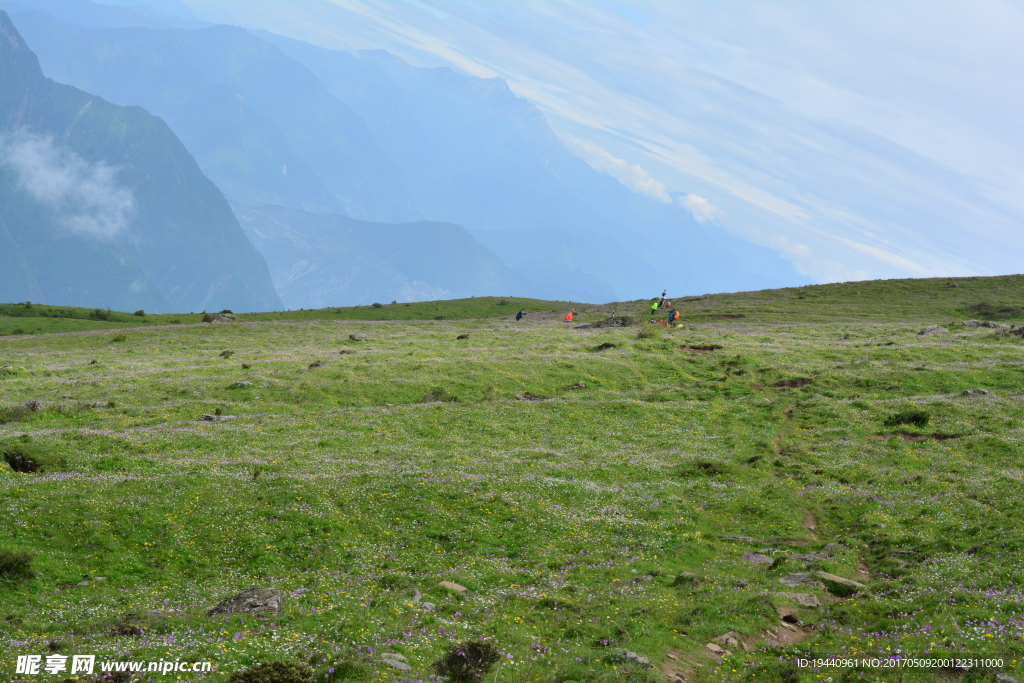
[516, 309, 526, 321]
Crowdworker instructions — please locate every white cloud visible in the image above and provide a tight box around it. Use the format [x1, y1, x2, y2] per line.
[678, 194, 721, 223]
[0, 134, 135, 239]
[563, 135, 671, 203]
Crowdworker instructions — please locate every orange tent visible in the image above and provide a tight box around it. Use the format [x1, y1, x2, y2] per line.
[563, 312, 574, 321]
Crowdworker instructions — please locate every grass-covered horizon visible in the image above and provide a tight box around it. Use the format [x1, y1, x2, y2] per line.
[3, 274, 1024, 339]
[3, 274, 1024, 682]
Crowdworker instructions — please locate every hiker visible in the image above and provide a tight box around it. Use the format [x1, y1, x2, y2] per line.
[667, 309, 680, 325]
[609, 311, 616, 318]
[650, 300, 660, 315]
[662, 290, 667, 299]
[516, 309, 526, 321]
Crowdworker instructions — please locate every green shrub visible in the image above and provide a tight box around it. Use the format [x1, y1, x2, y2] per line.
[110, 334, 127, 343]
[0, 549, 34, 581]
[133, 310, 145, 317]
[883, 410, 930, 428]
[432, 640, 501, 682]
[372, 302, 384, 309]
[0, 405, 33, 425]
[634, 324, 656, 340]
[225, 661, 314, 683]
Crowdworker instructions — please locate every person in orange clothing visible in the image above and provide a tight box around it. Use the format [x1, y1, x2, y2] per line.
[563, 312, 574, 321]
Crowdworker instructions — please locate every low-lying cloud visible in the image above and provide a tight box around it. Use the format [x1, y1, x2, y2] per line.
[0, 133, 135, 239]
[678, 194, 721, 224]
[563, 135, 672, 203]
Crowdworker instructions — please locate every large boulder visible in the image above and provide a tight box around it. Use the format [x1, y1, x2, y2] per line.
[208, 589, 286, 617]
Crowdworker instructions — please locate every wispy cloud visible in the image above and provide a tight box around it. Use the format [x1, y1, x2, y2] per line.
[0, 133, 135, 239]
[184, 0, 1024, 282]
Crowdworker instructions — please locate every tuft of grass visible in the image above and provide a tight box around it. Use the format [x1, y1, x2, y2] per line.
[883, 410, 931, 428]
[0, 549, 34, 581]
[225, 661, 314, 683]
[432, 641, 501, 682]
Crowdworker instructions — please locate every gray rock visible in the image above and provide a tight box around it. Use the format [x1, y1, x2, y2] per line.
[965, 320, 1009, 329]
[713, 632, 741, 648]
[207, 588, 286, 617]
[211, 313, 237, 323]
[720, 535, 766, 544]
[438, 580, 467, 593]
[384, 653, 407, 662]
[962, 389, 991, 396]
[233, 381, 253, 387]
[705, 643, 726, 656]
[391, 678, 429, 683]
[379, 659, 412, 673]
[349, 334, 373, 341]
[202, 414, 238, 422]
[917, 325, 949, 336]
[412, 589, 422, 603]
[995, 674, 1020, 683]
[775, 592, 821, 607]
[779, 573, 816, 587]
[420, 602, 435, 611]
[815, 571, 866, 589]
[611, 649, 652, 669]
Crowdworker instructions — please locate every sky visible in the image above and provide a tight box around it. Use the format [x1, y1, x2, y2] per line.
[178, 0, 1024, 283]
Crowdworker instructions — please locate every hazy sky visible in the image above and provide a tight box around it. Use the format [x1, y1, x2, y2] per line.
[181, 0, 1024, 282]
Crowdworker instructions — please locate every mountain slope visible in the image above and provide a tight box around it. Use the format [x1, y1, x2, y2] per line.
[261, 37, 807, 298]
[235, 205, 530, 309]
[4, 7, 416, 221]
[0, 10, 281, 313]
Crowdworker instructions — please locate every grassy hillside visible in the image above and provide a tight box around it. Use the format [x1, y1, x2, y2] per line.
[2, 277, 1024, 682]
[5, 274, 1023, 337]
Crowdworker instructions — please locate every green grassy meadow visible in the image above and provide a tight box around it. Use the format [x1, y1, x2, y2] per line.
[2, 275, 1024, 683]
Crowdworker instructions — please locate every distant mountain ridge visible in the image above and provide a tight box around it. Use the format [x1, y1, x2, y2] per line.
[235, 205, 528, 309]
[0, 9, 281, 312]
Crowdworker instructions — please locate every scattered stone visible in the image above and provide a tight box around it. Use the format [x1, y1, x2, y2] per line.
[208, 589, 286, 617]
[705, 643, 726, 656]
[720, 535, 766, 544]
[779, 573, 816, 587]
[219, 350, 235, 358]
[611, 649, 652, 669]
[420, 602, 435, 611]
[76, 581, 91, 587]
[917, 325, 949, 336]
[814, 571, 866, 589]
[233, 381, 253, 388]
[965, 320, 1010, 329]
[385, 653, 407, 662]
[995, 674, 1020, 683]
[26, 400, 44, 412]
[456, 334, 470, 340]
[575, 317, 633, 329]
[391, 678, 429, 683]
[438, 581, 467, 593]
[379, 659, 412, 673]
[92, 402, 108, 409]
[564, 381, 587, 390]
[516, 392, 550, 402]
[962, 389, 991, 396]
[349, 334, 372, 341]
[775, 592, 821, 607]
[790, 550, 830, 563]
[733, 580, 749, 588]
[308, 360, 326, 369]
[201, 414, 237, 422]
[713, 632, 741, 649]
[412, 589, 422, 603]
[1011, 327, 1024, 339]
[212, 313, 237, 323]
[93, 576, 107, 582]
